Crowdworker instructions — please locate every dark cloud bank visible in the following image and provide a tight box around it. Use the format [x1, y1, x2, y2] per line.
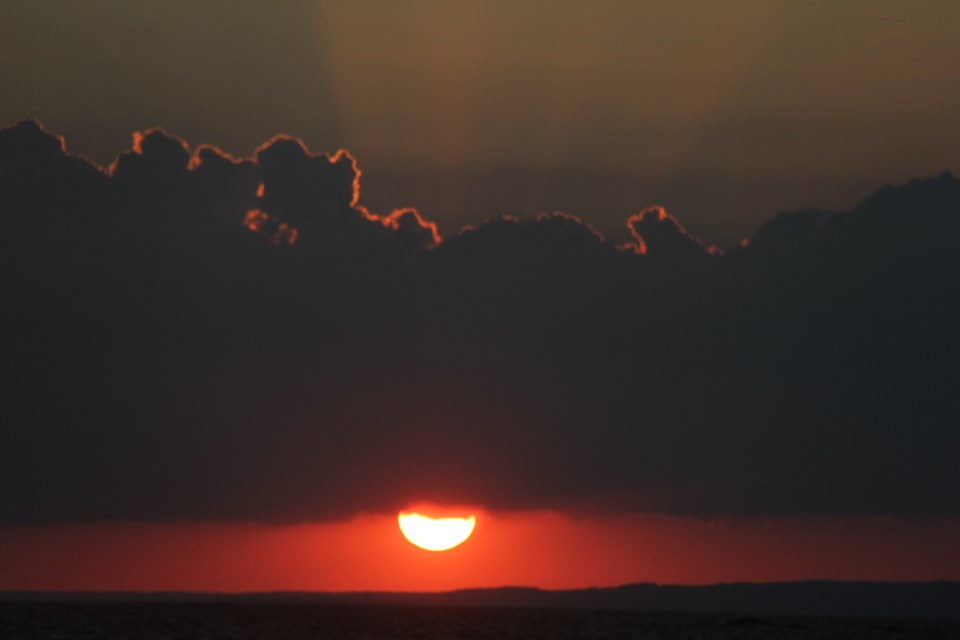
[2, 120, 958, 524]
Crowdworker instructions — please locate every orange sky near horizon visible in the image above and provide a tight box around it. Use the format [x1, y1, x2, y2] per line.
[2, 512, 958, 592]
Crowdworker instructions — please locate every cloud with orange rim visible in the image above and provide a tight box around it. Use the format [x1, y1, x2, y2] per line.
[2, 119, 959, 525]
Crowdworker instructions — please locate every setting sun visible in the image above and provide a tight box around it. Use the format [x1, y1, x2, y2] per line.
[398, 512, 476, 552]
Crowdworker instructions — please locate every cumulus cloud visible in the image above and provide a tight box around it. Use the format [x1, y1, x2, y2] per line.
[625, 205, 721, 261]
[1, 119, 958, 524]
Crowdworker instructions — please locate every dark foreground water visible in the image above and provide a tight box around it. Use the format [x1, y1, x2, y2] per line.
[1, 602, 958, 640]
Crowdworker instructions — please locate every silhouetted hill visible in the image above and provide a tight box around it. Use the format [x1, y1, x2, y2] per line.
[4, 582, 959, 621]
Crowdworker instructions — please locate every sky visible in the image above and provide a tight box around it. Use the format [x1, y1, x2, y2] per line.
[1, 0, 959, 591]
[3, 0, 959, 247]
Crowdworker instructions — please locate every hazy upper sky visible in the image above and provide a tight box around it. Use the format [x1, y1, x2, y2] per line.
[3, 0, 958, 247]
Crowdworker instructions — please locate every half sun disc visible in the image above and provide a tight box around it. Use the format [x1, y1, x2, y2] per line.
[398, 512, 476, 551]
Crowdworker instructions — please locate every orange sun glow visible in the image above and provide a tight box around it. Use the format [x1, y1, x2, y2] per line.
[398, 511, 476, 551]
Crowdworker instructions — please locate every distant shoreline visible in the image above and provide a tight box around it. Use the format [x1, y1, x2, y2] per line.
[3, 581, 959, 621]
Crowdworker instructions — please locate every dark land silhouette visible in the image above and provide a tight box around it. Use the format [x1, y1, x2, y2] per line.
[5, 581, 960, 620]
[3, 582, 960, 640]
